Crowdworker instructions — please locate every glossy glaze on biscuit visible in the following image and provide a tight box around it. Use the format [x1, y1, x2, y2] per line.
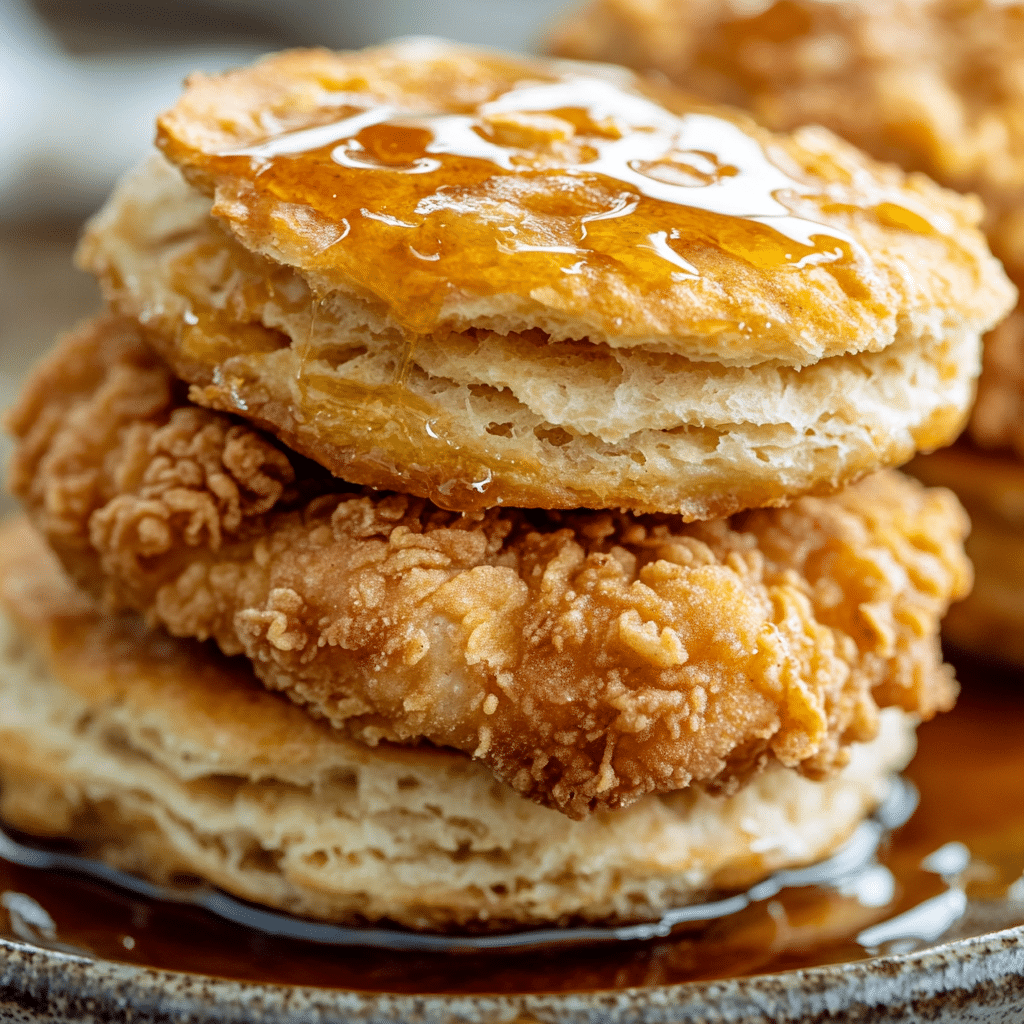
[155, 40, 1009, 365]
[99, 40, 1014, 515]
[6, 316, 968, 818]
[550, 1, 1024, 260]
[551, 0, 1024, 459]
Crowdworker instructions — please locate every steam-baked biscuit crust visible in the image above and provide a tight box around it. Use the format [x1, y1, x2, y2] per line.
[80, 155, 986, 518]
[550, 0, 1024, 457]
[6, 315, 967, 818]
[0, 517, 916, 929]
[105, 39, 1013, 514]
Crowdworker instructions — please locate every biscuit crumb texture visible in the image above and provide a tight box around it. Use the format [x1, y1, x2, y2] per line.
[0, 517, 916, 929]
[6, 317, 967, 817]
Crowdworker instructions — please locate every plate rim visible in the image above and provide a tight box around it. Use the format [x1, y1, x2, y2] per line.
[1, 923, 1023, 1023]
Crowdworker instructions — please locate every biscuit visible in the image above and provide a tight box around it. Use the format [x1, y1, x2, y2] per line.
[549, 0, 1024, 458]
[81, 154, 991, 518]
[6, 315, 967, 818]
[910, 445, 1024, 665]
[75, 40, 1014, 515]
[0, 516, 917, 929]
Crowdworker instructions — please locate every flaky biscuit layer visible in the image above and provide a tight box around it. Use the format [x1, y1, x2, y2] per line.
[6, 316, 966, 817]
[79, 156, 981, 517]
[155, 40, 1012, 369]
[0, 518, 915, 929]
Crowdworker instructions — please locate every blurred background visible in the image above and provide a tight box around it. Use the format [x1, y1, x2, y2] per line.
[0, 0, 576, 511]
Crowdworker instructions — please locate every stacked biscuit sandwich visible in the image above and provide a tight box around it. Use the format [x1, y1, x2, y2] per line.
[552, 0, 1024, 665]
[0, 40, 1015, 930]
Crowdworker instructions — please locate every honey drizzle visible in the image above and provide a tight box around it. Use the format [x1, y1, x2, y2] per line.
[236, 79, 843, 243]
[208, 72, 871, 335]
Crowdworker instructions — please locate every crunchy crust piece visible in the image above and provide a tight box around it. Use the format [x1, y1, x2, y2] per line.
[6, 316, 968, 818]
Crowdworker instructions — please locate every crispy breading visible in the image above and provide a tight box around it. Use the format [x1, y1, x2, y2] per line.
[6, 316, 969, 818]
[0, 516, 917, 929]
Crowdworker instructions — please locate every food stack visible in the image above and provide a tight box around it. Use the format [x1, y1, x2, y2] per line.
[552, 0, 1024, 665]
[0, 41, 1013, 930]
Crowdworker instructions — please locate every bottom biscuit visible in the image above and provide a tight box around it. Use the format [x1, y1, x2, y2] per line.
[0, 518, 916, 931]
[910, 445, 1024, 666]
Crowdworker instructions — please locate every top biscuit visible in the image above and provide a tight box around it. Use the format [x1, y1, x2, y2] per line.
[157, 40, 1007, 368]
[88, 41, 1013, 515]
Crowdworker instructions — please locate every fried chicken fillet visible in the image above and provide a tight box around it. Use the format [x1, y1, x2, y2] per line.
[0, 516, 917, 928]
[6, 316, 968, 818]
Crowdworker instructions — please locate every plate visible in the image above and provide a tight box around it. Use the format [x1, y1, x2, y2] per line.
[2, 925, 1024, 1024]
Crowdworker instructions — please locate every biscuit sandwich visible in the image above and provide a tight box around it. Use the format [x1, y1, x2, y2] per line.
[1, 40, 1014, 930]
[551, 0, 1024, 665]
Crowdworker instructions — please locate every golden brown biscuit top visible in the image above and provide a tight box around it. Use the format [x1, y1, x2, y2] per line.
[156, 40, 1011, 367]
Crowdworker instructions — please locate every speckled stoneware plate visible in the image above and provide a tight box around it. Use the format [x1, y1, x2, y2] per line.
[1, 926, 1023, 1024]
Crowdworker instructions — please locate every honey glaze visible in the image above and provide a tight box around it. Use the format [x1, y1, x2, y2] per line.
[178, 60, 910, 342]
[1, 651, 1022, 994]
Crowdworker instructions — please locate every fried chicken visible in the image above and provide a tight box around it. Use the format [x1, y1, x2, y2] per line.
[6, 315, 968, 818]
[0, 515, 919, 928]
